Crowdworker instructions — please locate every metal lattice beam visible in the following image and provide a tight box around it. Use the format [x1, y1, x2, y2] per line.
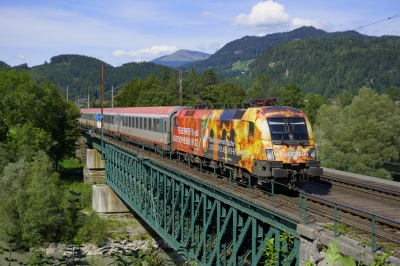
[103, 141, 300, 266]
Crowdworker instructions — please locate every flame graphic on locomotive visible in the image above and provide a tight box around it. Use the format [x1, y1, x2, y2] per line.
[173, 105, 322, 187]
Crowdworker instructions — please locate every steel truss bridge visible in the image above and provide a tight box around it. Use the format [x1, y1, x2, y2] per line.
[83, 131, 301, 266]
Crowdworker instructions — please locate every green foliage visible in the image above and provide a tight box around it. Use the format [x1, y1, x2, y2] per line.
[0, 69, 80, 171]
[16, 151, 63, 247]
[322, 238, 395, 266]
[303, 93, 330, 125]
[76, 212, 109, 245]
[314, 87, 400, 178]
[384, 86, 398, 102]
[262, 238, 280, 265]
[326, 238, 345, 265]
[278, 82, 305, 109]
[322, 223, 354, 236]
[113, 69, 246, 107]
[249, 36, 400, 97]
[247, 74, 271, 99]
[0, 152, 65, 247]
[339, 91, 353, 108]
[0, 61, 10, 70]
[371, 253, 396, 266]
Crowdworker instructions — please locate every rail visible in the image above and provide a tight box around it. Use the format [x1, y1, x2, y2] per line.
[318, 152, 400, 181]
[86, 127, 400, 254]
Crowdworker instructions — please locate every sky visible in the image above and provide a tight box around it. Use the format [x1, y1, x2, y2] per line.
[1, 0, 399, 68]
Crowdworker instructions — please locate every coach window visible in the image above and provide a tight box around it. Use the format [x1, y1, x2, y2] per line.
[144, 118, 147, 130]
[153, 119, 157, 132]
[160, 120, 163, 133]
[249, 122, 254, 137]
[148, 118, 151, 131]
[156, 119, 160, 132]
[164, 121, 167, 133]
[139, 118, 142, 129]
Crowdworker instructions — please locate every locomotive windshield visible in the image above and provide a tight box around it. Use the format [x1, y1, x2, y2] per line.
[267, 117, 309, 145]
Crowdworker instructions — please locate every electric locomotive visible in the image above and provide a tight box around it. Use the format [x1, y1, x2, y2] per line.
[173, 99, 322, 188]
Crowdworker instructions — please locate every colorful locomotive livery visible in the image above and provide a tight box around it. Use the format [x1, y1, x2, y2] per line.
[79, 103, 322, 188]
[173, 106, 322, 184]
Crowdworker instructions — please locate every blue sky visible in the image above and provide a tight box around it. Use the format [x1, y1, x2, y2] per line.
[1, 0, 399, 67]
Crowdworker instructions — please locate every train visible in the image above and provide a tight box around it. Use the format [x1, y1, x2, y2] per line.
[78, 99, 322, 188]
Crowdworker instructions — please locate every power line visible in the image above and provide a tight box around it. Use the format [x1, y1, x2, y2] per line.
[325, 13, 400, 40]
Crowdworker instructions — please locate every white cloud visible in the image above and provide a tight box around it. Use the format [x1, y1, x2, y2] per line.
[230, 0, 332, 31]
[14, 54, 26, 60]
[291, 18, 332, 31]
[209, 42, 224, 51]
[201, 11, 214, 17]
[111, 45, 179, 59]
[231, 0, 290, 27]
[195, 43, 207, 51]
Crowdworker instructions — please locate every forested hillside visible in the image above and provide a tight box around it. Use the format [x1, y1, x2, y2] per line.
[247, 36, 400, 98]
[2, 55, 174, 101]
[0, 61, 9, 70]
[182, 26, 372, 76]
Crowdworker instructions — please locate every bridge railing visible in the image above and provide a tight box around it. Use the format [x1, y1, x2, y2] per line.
[87, 129, 400, 255]
[317, 151, 400, 181]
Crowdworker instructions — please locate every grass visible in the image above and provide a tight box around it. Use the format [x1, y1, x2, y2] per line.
[322, 223, 354, 235]
[231, 59, 255, 72]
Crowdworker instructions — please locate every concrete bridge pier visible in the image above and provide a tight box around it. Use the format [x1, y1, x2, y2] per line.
[84, 148, 105, 184]
[92, 184, 130, 214]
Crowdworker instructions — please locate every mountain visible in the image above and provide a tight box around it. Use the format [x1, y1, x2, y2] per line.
[0, 61, 10, 70]
[248, 36, 400, 98]
[24, 54, 175, 101]
[151, 49, 211, 67]
[182, 26, 373, 76]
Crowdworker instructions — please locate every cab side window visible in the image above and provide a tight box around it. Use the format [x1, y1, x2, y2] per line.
[249, 122, 254, 137]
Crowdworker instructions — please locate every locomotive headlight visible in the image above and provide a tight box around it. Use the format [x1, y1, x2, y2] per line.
[265, 149, 275, 160]
[310, 148, 316, 159]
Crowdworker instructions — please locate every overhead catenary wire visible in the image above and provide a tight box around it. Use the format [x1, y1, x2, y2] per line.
[324, 13, 400, 40]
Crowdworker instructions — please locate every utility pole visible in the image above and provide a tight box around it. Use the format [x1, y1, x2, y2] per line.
[101, 66, 104, 127]
[88, 94, 89, 108]
[67, 85, 68, 100]
[179, 68, 182, 106]
[112, 86, 113, 108]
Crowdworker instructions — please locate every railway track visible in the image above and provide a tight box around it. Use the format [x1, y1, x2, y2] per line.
[96, 133, 400, 253]
[320, 175, 400, 203]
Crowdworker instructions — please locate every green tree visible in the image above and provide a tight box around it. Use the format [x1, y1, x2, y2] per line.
[33, 79, 81, 170]
[314, 87, 400, 178]
[0, 159, 26, 244]
[114, 77, 144, 107]
[384, 86, 398, 102]
[217, 82, 247, 104]
[0, 69, 38, 142]
[278, 82, 305, 109]
[16, 151, 63, 246]
[303, 93, 329, 126]
[338, 90, 352, 108]
[247, 74, 271, 99]
[160, 66, 172, 86]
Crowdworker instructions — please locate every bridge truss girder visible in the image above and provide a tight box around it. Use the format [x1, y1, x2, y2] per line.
[104, 142, 300, 266]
